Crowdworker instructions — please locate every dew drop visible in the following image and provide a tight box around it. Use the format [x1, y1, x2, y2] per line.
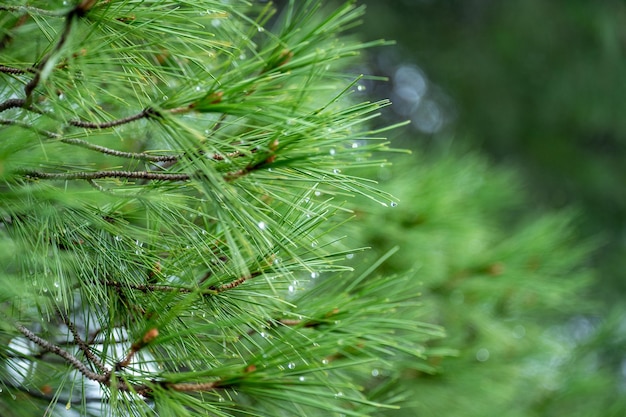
[287, 362, 295, 369]
[257, 26, 264, 32]
[345, 253, 354, 260]
[322, 359, 329, 365]
[260, 332, 267, 338]
[335, 392, 344, 398]
[195, 85, 202, 92]
[212, 19, 222, 28]
[53, 281, 59, 288]
[311, 240, 318, 248]
[329, 148, 336, 156]
[310, 272, 319, 279]
[288, 285, 295, 293]
[357, 84, 366, 91]
[314, 191, 322, 197]
[371, 369, 380, 377]
[114, 235, 122, 241]
[299, 376, 306, 382]
[476, 348, 490, 362]
[257, 221, 267, 230]
[333, 169, 341, 174]
[162, 95, 168, 101]
[351, 142, 359, 149]
[390, 201, 398, 207]
[273, 257, 282, 265]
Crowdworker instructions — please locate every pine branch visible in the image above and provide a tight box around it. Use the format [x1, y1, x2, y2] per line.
[57, 310, 110, 374]
[15, 324, 109, 384]
[20, 170, 191, 181]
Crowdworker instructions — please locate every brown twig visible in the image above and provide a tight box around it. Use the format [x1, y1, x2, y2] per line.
[68, 107, 161, 129]
[57, 310, 109, 374]
[16, 324, 108, 383]
[21, 169, 192, 181]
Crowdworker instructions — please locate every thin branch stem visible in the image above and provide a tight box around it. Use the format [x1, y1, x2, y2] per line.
[0, 98, 26, 112]
[0, 65, 34, 75]
[15, 324, 108, 383]
[57, 310, 109, 374]
[61, 138, 180, 162]
[68, 107, 161, 129]
[21, 170, 191, 181]
[166, 381, 219, 392]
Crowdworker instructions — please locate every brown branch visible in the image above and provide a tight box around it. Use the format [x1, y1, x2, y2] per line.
[21, 169, 192, 181]
[68, 107, 161, 129]
[16, 324, 108, 383]
[0, 65, 34, 75]
[166, 381, 219, 392]
[24, 7, 79, 100]
[0, 98, 26, 112]
[57, 310, 109, 374]
[61, 138, 180, 162]
[211, 270, 264, 293]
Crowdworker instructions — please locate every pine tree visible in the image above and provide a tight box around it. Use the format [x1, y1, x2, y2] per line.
[0, 1, 436, 416]
[350, 152, 608, 417]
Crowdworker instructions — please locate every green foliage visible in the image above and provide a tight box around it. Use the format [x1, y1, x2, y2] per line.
[349, 152, 617, 416]
[0, 1, 434, 415]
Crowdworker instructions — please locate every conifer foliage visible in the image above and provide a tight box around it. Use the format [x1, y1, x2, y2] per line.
[0, 1, 435, 416]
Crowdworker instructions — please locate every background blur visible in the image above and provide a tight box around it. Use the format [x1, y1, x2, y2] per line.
[349, 0, 626, 415]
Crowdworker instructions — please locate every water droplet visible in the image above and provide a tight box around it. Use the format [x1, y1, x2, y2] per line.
[333, 169, 341, 174]
[476, 348, 490, 362]
[212, 19, 222, 28]
[351, 142, 359, 149]
[114, 235, 122, 241]
[260, 332, 267, 338]
[371, 369, 380, 377]
[329, 148, 336, 156]
[257, 26, 264, 32]
[162, 95, 168, 101]
[311, 240, 318, 248]
[287, 362, 295, 369]
[239, 54, 246, 60]
[310, 272, 319, 279]
[53, 281, 59, 288]
[257, 221, 266, 230]
[218, 396, 225, 402]
[299, 376, 305, 382]
[195, 85, 202, 92]
[273, 257, 282, 265]
[334, 392, 343, 398]
[314, 191, 322, 197]
[345, 253, 354, 260]
[322, 359, 329, 365]
[390, 201, 398, 207]
[357, 84, 366, 91]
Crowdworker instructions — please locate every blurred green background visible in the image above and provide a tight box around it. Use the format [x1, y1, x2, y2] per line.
[345, 0, 626, 415]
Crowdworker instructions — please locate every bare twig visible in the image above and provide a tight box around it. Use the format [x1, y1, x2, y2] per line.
[61, 138, 180, 162]
[68, 107, 161, 129]
[21, 169, 191, 181]
[0, 98, 26, 112]
[16, 324, 108, 383]
[0, 65, 34, 75]
[57, 310, 109, 374]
